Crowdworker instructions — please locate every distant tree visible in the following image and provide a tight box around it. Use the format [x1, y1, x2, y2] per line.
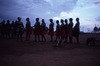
[93, 25, 98, 33]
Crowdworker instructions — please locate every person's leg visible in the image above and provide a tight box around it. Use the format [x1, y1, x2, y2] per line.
[26, 33, 28, 40]
[69, 37, 72, 43]
[38, 34, 40, 42]
[20, 34, 22, 41]
[43, 35, 46, 41]
[65, 34, 68, 43]
[55, 36, 57, 42]
[34, 35, 37, 42]
[27, 34, 30, 41]
[41, 35, 43, 42]
[57, 38, 62, 46]
[51, 35, 53, 42]
[76, 36, 79, 44]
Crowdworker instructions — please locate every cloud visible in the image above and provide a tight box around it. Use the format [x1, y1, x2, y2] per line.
[0, 0, 99, 32]
[53, 12, 78, 20]
[0, 0, 78, 21]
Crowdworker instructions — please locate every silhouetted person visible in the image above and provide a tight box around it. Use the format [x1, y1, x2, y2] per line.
[73, 18, 80, 44]
[6, 20, 11, 38]
[1, 20, 6, 38]
[11, 21, 15, 38]
[25, 17, 31, 41]
[64, 19, 68, 43]
[0, 22, 1, 37]
[68, 18, 73, 43]
[48, 19, 54, 42]
[55, 20, 60, 42]
[40, 19, 46, 42]
[34, 18, 40, 42]
[16, 17, 24, 41]
[57, 19, 66, 46]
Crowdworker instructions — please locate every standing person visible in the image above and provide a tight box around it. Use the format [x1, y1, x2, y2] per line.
[25, 17, 31, 41]
[0, 21, 1, 37]
[68, 18, 73, 43]
[73, 18, 80, 44]
[34, 18, 40, 42]
[1, 20, 6, 38]
[57, 19, 66, 46]
[40, 19, 46, 42]
[55, 20, 60, 42]
[6, 20, 11, 39]
[48, 19, 54, 42]
[11, 21, 15, 39]
[16, 17, 24, 41]
[64, 19, 69, 43]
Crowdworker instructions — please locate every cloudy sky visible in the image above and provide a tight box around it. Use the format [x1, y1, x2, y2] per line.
[0, 0, 100, 32]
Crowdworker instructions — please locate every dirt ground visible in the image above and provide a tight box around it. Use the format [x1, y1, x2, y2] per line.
[0, 33, 100, 66]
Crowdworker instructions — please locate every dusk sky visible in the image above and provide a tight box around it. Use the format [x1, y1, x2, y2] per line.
[0, 0, 100, 32]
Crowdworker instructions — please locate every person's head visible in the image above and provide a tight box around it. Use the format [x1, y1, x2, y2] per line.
[42, 19, 44, 23]
[65, 19, 68, 24]
[2, 20, 5, 23]
[17, 17, 21, 21]
[26, 17, 30, 21]
[49, 19, 53, 23]
[12, 21, 14, 24]
[76, 17, 79, 22]
[7, 20, 10, 23]
[36, 17, 39, 22]
[69, 18, 73, 22]
[61, 19, 64, 24]
[56, 20, 59, 24]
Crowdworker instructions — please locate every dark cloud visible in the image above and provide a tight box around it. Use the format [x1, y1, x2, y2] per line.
[0, 0, 78, 23]
[94, 1, 100, 5]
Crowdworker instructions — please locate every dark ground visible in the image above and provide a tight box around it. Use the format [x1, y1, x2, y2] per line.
[0, 33, 100, 66]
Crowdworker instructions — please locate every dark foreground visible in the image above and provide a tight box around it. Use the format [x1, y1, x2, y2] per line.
[0, 34, 100, 66]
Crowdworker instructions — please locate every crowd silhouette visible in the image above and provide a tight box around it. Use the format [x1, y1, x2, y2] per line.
[0, 17, 80, 46]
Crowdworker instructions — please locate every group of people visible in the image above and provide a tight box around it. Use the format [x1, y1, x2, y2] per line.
[48, 18, 80, 46]
[0, 17, 80, 46]
[0, 17, 24, 40]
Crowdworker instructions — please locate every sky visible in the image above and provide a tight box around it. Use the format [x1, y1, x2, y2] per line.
[0, 0, 100, 32]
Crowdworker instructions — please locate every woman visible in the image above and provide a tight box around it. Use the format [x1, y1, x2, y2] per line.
[48, 19, 54, 42]
[40, 19, 46, 42]
[34, 18, 40, 42]
[55, 20, 60, 42]
[68, 18, 73, 43]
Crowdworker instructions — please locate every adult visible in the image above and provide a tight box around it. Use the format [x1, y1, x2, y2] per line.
[68, 18, 73, 43]
[25, 17, 31, 41]
[57, 19, 66, 47]
[55, 20, 60, 42]
[6, 20, 11, 38]
[73, 18, 80, 44]
[40, 19, 46, 42]
[16, 17, 24, 40]
[34, 18, 40, 42]
[48, 19, 54, 42]
[64, 19, 69, 43]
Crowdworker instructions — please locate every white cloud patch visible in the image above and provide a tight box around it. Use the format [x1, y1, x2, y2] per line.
[53, 12, 79, 20]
